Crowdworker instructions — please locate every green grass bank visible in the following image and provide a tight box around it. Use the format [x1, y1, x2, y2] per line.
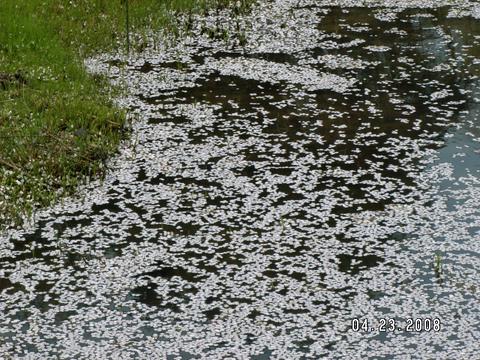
[0, 0, 254, 229]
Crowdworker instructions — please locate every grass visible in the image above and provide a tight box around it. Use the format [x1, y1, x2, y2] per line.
[434, 252, 442, 277]
[0, 0, 255, 230]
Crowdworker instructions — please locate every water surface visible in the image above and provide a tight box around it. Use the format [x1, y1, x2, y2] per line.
[1, 0, 480, 358]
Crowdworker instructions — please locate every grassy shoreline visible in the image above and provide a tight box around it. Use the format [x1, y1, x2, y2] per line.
[0, 0, 254, 230]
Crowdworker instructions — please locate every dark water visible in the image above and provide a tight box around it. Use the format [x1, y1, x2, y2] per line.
[1, 1, 480, 358]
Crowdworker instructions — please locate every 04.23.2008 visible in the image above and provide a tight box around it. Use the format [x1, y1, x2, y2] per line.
[351, 318, 441, 332]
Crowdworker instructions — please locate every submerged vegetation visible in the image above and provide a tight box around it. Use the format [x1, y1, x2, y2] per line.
[0, 0, 255, 229]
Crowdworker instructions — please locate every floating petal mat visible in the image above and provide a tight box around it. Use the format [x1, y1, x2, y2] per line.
[1, 0, 480, 358]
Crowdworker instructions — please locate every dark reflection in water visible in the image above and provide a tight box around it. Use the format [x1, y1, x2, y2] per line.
[1, 2, 480, 359]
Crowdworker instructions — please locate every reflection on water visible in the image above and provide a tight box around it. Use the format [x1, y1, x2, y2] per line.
[1, 1, 480, 358]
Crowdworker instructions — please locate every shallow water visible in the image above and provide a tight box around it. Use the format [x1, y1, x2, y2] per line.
[1, 0, 480, 358]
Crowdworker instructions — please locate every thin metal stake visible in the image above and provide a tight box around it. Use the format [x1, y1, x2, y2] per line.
[125, 0, 130, 54]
